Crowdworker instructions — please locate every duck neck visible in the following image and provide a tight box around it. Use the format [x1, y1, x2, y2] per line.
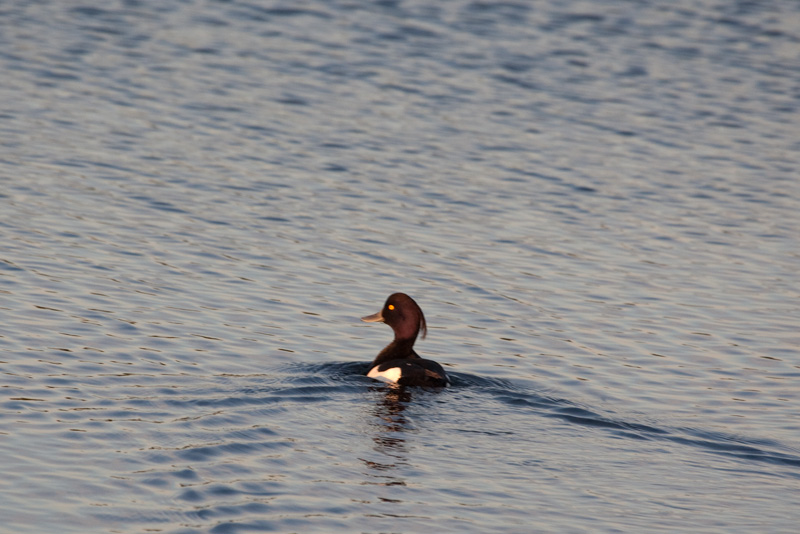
[370, 336, 419, 367]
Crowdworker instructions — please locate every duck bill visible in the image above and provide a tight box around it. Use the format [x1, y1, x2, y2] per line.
[361, 310, 384, 323]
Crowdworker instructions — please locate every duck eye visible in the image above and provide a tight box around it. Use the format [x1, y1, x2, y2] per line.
[387, 304, 395, 311]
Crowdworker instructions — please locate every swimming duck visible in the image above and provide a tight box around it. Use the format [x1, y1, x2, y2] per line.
[361, 293, 449, 387]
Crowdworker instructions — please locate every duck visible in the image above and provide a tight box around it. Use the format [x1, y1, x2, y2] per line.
[361, 293, 449, 387]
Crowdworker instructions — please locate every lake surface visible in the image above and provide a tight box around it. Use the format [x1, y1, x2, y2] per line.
[1, 0, 799, 532]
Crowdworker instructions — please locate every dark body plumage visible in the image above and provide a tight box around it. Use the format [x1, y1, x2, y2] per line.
[361, 293, 449, 387]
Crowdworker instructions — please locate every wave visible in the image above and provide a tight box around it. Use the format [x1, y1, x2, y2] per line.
[298, 361, 800, 476]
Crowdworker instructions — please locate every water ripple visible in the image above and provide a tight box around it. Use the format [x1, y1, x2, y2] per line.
[2, 0, 799, 531]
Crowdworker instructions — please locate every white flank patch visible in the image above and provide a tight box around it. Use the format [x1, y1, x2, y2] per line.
[367, 366, 402, 384]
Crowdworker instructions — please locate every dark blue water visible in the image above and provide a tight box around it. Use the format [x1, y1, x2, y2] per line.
[1, 0, 799, 532]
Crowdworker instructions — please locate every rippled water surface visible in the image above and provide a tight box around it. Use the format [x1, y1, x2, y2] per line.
[2, 0, 799, 532]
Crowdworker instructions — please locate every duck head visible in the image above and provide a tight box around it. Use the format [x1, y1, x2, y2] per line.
[361, 292, 427, 341]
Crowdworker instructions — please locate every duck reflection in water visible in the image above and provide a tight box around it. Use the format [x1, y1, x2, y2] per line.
[361, 384, 449, 485]
[359, 386, 414, 485]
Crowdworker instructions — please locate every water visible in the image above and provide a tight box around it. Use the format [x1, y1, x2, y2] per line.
[1, 0, 799, 532]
